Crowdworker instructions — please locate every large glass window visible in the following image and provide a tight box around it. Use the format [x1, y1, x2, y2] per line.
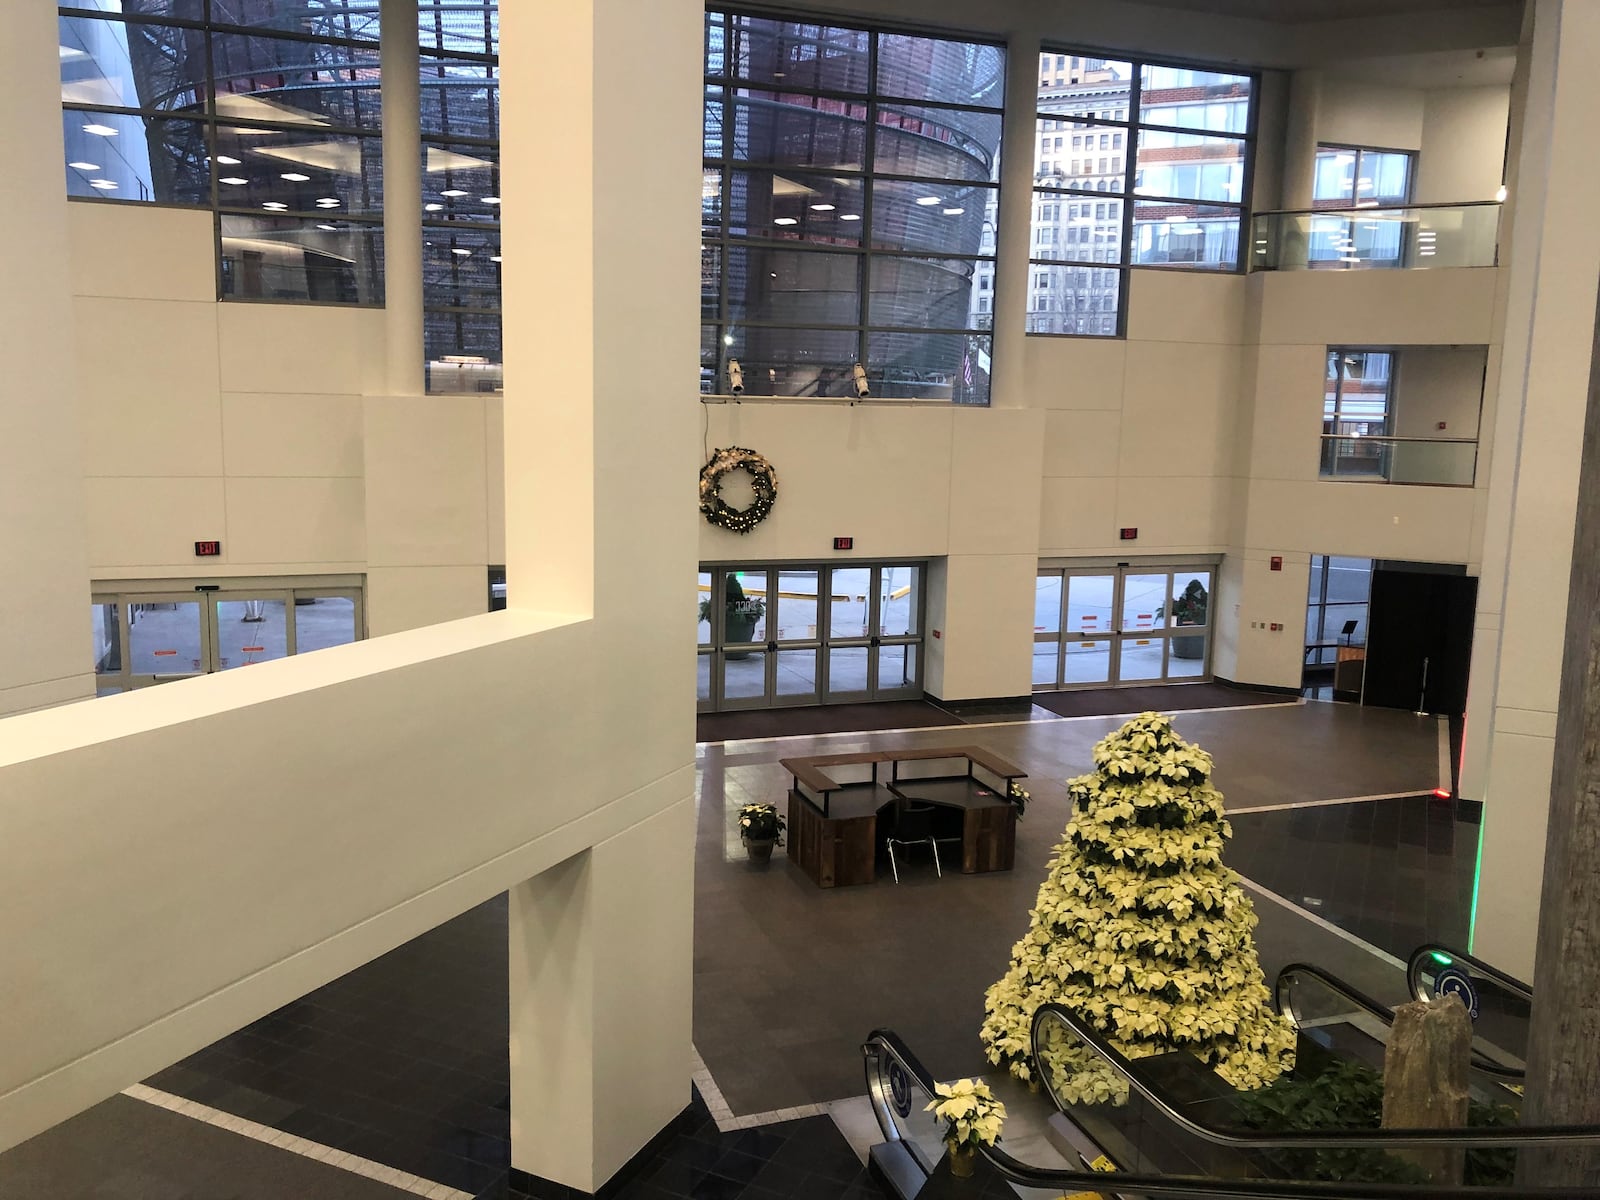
[60, 3, 502, 384]
[1322, 349, 1393, 479]
[1309, 143, 1414, 266]
[701, 11, 1004, 404]
[1027, 52, 1254, 337]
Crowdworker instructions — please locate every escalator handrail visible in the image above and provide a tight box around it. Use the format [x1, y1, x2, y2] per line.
[1031, 1001, 1600, 1147]
[862, 1028, 1599, 1199]
[1408, 942, 1534, 1008]
[1275, 960, 1524, 1080]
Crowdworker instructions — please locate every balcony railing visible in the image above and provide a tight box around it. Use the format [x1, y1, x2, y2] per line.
[1320, 435, 1478, 486]
[1251, 201, 1500, 271]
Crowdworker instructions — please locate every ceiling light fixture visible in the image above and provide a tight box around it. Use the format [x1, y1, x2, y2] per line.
[316, 223, 338, 230]
[219, 176, 248, 185]
[490, 255, 502, 262]
[82, 123, 118, 136]
[440, 189, 468, 197]
[88, 179, 117, 189]
[810, 203, 836, 211]
[942, 207, 965, 215]
[263, 201, 287, 210]
[280, 172, 310, 181]
[482, 196, 500, 204]
[451, 248, 472, 256]
[773, 216, 798, 225]
[424, 202, 444, 211]
[68, 161, 99, 171]
[215, 155, 241, 165]
[839, 213, 861, 221]
[915, 196, 942, 206]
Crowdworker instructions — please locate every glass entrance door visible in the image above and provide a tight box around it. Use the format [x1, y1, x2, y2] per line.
[699, 562, 926, 712]
[1034, 565, 1214, 690]
[92, 581, 365, 694]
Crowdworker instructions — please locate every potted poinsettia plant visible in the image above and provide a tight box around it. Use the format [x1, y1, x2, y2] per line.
[736, 802, 785, 864]
[926, 1078, 1006, 1179]
[1162, 578, 1208, 660]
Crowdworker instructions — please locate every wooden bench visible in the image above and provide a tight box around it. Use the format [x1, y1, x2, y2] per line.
[778, 746, 1027, 888]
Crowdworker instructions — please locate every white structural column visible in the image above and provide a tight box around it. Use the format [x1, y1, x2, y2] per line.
[500, 0, 701, 1190]
[380, 0, 424, 396]
[508, 801, 696, 1190]
[988, 32, 1040, 409]
[1464, 0, 1600, 978]
[0, 4, 94, 715]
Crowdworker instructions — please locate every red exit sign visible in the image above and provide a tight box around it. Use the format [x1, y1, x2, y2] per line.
[1119, 527, 1138, 541]
[833, 537, 853, 551]
[194, 540, 222, 557]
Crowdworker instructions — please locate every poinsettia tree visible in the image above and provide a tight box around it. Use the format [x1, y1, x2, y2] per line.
[980, 712, 1295, 1105]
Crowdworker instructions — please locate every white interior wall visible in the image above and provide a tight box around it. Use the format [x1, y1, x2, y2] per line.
[66, 203, 494, 636]
[1318, 76, 1426, 150]
[0, 3, 94, 717]
[1416, 86, 1512, 203]
[1464, 0, 1600, 979]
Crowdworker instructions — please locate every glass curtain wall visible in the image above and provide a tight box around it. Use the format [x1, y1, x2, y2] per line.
[701, 11, 1005, 404]
[1305, 555, 1373, 667]
[1020, 52, 1254, 337]
[58, 3, 502, 384]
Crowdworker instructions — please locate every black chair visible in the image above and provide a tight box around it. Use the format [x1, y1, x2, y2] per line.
[886, 803, 941, 883]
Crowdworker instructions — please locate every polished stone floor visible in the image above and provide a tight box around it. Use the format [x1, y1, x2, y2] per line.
[0, 698, 1468, 1199]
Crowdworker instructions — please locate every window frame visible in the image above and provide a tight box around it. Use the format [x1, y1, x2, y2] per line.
[701, 7, 1006, 405]
[1028, 45, 1260, 340]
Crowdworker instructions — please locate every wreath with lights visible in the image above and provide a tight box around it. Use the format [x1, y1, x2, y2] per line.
[699, 446, 778, 533]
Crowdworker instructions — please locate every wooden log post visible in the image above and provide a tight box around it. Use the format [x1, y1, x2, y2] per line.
[1381, 995, 1472, 1184]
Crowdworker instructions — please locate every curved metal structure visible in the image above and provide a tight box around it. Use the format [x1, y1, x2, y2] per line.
[1408, 943, 1533, 1008]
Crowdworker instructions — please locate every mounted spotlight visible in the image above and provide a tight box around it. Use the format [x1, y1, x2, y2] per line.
[852, 362, 870, 400]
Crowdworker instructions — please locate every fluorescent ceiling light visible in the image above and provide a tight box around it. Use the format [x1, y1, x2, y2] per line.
[82, 123, 118, 136]
[482, 196, 500, 204]
[219, 176, 248, 186]
[943, 207, 965, 215]
[59, 45, 86, 59]
[262, 202, 288, 210]
[773, 216, 798, 225]
[915, 196, 942, 206]
[489, 255, 502, 262]
[440, 189, 468, 197]
[839, 213, 861, 221]
[215, 155, 241, 165]
[425, 202, 445, 211]
[316, 223, 339, 231]
[68, 161, 99, 171]
[280, 172, 310, 182]
[88, 179, 117, 189]
[451, 248, 472, 256]
[810, 203, 836, 211]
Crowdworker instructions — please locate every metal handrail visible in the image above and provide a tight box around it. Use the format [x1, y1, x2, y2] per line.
[1319, 433, 1480, 444]
[1254, 200, 1504, 218]
[1031, 1002, 1600, 1147]
[862, 1028, 1599, 1198]
[1274, 961, 1523, 1081]
[1407, 943, 1534, 1007]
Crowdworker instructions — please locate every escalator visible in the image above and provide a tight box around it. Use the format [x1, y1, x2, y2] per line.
[863, 943, 1588, 1200]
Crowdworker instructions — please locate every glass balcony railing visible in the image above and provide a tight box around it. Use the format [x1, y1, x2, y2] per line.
[1251, 202, 1500, 271]
[1320, 435, 1478, 486]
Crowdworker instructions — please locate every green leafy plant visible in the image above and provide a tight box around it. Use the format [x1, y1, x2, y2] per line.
[1008, 784, 1030, 820]
[699, 575, 766, 624]
[1157, 579, 1208, 627]
[926, 1078, 1007, 1148]
[980, 713, 1295, 1102]
[737, 802, 785, 844]
[1233, 1055, 1518, 1185]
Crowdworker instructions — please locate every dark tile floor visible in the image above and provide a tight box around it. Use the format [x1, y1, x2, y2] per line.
[697, 700, 962, 744]
[1229, 794, 1481, 962]
[508, 1093, 875, 1200]
[1028, 681, 1295, 719]
[146, 896, 513, 1198]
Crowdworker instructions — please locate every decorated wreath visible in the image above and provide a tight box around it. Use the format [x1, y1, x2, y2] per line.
[699, 446, 778, 533]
